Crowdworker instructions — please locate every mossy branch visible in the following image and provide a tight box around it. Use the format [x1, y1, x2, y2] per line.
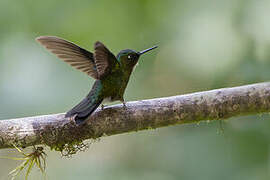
[1, 82, 270, 149]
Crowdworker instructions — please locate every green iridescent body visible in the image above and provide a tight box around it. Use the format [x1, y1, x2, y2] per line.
[100, 56, 134, 102]
[36, 36, 157, 124]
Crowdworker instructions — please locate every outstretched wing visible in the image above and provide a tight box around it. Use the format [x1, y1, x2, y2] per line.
[94, 41, 119, 79]
[36, 36, 99, 79]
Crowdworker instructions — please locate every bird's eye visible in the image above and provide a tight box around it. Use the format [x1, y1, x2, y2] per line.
[127, 55, 132, 60]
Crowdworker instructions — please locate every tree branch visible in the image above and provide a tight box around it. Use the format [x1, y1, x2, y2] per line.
[1, 82, 270, 149]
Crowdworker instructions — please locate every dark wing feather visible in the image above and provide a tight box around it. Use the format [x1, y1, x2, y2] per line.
[94, 41, 118, 79]
[36, 36, 99, 79]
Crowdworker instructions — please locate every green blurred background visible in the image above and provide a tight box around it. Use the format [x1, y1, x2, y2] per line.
[1, 0, 270, 179]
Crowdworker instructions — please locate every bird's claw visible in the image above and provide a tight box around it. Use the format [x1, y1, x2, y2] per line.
[122, 101, 127, 109]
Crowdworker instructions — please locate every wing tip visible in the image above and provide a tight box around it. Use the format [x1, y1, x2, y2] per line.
[35, 36, 43, 43]
[35, 36, 60, 43]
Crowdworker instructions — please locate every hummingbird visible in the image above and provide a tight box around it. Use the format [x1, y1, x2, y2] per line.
[36, 36, 157, 124]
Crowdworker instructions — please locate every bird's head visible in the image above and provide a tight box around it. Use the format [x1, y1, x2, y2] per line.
[116, 45, 158, 69]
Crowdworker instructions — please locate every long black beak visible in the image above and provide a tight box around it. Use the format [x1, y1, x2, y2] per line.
[138, 45, 158, 56]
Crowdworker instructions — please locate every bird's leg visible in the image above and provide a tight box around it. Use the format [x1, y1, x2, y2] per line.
[101, 104, 105, 110]
[120, 98, 126, 109]
[122, 101, 126, 107]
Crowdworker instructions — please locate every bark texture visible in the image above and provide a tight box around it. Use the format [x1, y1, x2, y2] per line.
[1, 82, 270, 149]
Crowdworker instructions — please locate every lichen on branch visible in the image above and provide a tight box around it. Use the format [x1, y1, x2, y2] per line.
[0, 82, 270, 150]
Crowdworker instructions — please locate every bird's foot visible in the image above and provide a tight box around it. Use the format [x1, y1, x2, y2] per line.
[121, 101, 127, 109]
[101, 104, 105, 110]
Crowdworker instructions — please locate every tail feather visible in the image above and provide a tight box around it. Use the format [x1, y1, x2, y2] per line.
[65, 96, 103, 125]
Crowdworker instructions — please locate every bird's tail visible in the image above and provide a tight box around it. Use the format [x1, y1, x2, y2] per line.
[65, 92, 103, 125]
